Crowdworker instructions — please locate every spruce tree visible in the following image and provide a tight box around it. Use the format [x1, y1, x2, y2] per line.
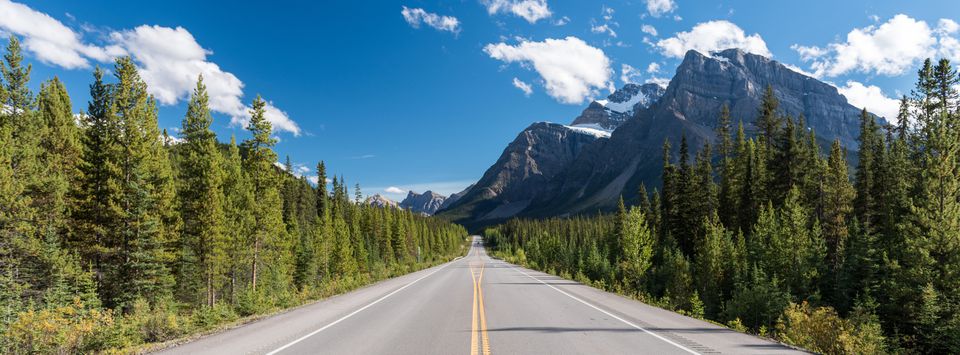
[107, 56, 176, 308]
[241, 96, 287, 293]
[178, 75, 227, 307]
[222, 135, 254, 303]
[822, 140, 854, 304]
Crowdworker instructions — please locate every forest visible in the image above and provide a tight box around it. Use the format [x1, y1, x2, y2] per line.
[485, 58, 960, 354]
[0, 36, 467, 353]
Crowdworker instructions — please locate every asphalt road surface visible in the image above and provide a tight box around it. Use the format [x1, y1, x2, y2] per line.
[157, 236, 805, 355]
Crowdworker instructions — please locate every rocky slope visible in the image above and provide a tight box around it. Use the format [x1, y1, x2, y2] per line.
[438, 48, 878, 231]
[365, 194, 398, 209]
[399, 190, 447, 215]
[571, 83, 666, 130]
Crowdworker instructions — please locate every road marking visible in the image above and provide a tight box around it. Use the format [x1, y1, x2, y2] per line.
[509, 265, 701, 355]
[469, 247, 492, 355]
[477, 263, 490, 355]
[265, 259, 461, 355]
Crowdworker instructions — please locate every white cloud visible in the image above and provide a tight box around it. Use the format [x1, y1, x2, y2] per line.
[385, 186, 407, 194]
[938, 19, 960, 61]
[553, 16, 570, 26]
[937, 18, 959, 35]
[0, 1, 301, 135]
[641, 24, 658, 37]
[112, 25, 300, 135]
[591, 24, 617, 38]
[482, 0, 551, 24]
[838, 81, 901, 124]
[401, 6, 460, 34]
[484, 36, 612, 104]
[620, 63, 641, 85]
[646, 62, 660, 73]
[0, 0, 115, 69]
[512, 77, 533, 96]
[791, 14, 938, 77]
[645, 0, 676, 18]
[657, 20, 771, 58]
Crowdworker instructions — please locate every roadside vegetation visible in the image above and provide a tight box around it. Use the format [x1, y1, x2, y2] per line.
[486, 57, 960, 354]
[0, 36, 467, 353]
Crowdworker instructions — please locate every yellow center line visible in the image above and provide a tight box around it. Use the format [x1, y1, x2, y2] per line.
[478, 263, 490, 355]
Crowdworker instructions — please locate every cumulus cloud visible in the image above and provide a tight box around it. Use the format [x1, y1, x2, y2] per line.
[0, 0, 116, 68]
[645, 0, 676, 18]
[647, 62, 660, 73]
[384, 186, 407, 194]
[401, 6, 460, 34]
[641, 24, 658, 37]
[0, 1, 301, 135]
[791, 14, 943, 77]
[657, 20, 771, 58]
[482, 0, 551, 24]
[484, 36, 611, 104]
[837, 81, 901, 124]
[512, 77, 533, 96]
[938, 19, 960, 61]
[112, 25, 300, 135]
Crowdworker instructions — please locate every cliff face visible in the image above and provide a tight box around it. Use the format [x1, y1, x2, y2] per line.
[436, 122, 605, 227]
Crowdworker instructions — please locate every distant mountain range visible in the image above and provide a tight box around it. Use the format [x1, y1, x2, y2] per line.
[436, 48, 879, 231]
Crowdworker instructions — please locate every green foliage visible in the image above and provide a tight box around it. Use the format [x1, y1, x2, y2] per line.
[485, 57, 960, 354]
[776, 301, 887, 355]
[0, 37, 467, 352]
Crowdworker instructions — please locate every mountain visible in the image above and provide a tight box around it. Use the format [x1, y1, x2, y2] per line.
[365, 194, 398, 209]
[438, 48, 877, 230]
[571, 83, 666, 130]
[399, 190, 447, 215]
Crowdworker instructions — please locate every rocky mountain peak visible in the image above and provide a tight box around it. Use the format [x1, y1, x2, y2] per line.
[399, 190, 447, 215]
[570, 82, 665, 130]
[365, 194, 398, 209]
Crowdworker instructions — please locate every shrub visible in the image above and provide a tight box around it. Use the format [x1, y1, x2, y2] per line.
[776, 301, 887, 354]
[5, 298, 114, 354]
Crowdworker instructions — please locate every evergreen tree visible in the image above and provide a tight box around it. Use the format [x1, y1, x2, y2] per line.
[757, 85, 781, 146]
[241, 96, 287, 293]
[222, 135, 254, 304]
[822, 140, 854, 304]
[178, 75, 227, 307]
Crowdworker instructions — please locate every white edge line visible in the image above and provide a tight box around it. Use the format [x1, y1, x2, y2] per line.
[266, 256, 465, 355]
[509, 264, 701, 355]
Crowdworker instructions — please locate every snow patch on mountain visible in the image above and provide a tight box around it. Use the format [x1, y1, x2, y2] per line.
[566, 123, 612, 138]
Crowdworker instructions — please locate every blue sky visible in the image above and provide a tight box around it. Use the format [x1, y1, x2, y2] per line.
[4, 0, 959, 201]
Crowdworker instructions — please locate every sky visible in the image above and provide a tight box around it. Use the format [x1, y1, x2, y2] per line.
[3, 0, 959, 201]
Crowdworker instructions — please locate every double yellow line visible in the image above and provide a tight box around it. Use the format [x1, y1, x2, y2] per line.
[470, 262, 490, 355]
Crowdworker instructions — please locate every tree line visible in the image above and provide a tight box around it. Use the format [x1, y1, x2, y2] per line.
[0, 36, 467, 353]
[485, 58, 960, 354]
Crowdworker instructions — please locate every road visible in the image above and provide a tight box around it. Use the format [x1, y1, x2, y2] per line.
[157, 236, 805, 354]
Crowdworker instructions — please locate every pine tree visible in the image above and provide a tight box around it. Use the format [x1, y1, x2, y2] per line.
[717, 105, 739, 228]
[106, 56, 176, 308]
[822, 140, 854, 304]
[854, 108, 881, 236]
[1, 36, 32, 121]
[35, 77, 81, 239]
[757, 85, 781, 146]
[178, 75, 227, 307]
[619, 206, 654, 293]
[222, 135, 254, 304]
[241, 96, 287, 293]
